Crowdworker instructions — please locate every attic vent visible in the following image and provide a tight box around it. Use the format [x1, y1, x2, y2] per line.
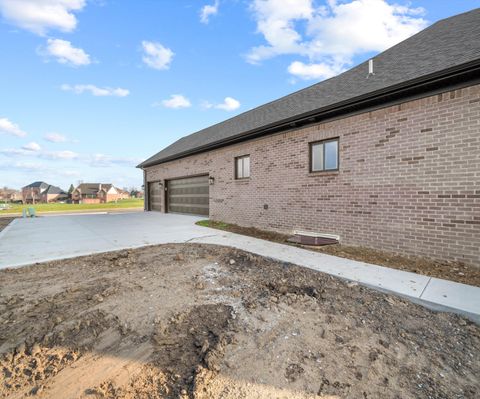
[367, 59, 375, 78]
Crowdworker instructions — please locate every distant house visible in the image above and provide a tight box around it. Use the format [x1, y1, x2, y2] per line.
[117, 188, 131, 198]
[71, 183, 130, 204]
[21, 182, 68, 204]
[0, 188, 21, 202]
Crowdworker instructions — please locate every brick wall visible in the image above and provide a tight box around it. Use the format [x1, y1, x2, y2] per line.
[105, 193, 129, 202]
[145, 84, 480, 266]
[80, 198, 101, 204]
[45, 194, 61, 203]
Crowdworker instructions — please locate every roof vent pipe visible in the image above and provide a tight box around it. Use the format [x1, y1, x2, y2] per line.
[367, 59, 374, 78]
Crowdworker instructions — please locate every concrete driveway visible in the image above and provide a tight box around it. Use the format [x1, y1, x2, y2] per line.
[0, 212, 479, 322]
[0, 212, 209, 267]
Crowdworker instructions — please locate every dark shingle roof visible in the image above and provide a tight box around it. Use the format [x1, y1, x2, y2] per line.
[23, 181, 49, 189]
[44, 185, 66, 195]
[75, 183, 114, 195]
[139, 8, 480, 168]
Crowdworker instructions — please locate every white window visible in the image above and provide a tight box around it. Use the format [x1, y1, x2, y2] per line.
[310, 139, 339, 172]
[235, 155, 250, 179]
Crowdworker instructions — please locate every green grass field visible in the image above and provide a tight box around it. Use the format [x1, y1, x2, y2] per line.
[0, 198, 144, 215]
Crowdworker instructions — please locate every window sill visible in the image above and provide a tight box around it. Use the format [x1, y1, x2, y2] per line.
[234, 178, 250, 182]
[308, 170, 339, 177]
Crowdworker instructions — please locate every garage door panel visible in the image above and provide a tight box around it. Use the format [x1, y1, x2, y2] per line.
[169, 197, 209, 206]
[167, 175, 209, 216]
[148, 182, 163, 211]
[168, 205, 209, 215]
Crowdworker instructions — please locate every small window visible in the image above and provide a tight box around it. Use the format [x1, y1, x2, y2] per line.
[235, 155, 250, 179]
[310, 138, 339, 172]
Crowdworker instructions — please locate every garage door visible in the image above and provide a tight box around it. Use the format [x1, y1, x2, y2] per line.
[167, 175, 209, 216]
[148, 181, 163, 211]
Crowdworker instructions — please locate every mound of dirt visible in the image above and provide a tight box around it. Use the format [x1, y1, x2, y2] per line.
[198, 220, 480, 286]
[0, 244, 478, 398]
[0, 217, 14, 232]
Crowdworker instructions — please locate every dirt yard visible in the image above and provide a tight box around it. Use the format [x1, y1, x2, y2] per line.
[196, 220, 480, 287]
[0, 217, 14, 232]
[0, 244, 478, 399]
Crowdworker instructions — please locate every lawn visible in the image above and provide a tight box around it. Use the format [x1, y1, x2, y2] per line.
[0, 198, 144, 215]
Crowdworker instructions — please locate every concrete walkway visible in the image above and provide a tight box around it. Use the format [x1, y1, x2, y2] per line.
[0, 212, 479, 322]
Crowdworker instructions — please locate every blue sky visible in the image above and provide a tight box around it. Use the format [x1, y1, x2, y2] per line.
[0, 0, 478, 190]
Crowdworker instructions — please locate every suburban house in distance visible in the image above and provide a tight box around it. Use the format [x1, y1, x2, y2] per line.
[138, 9, 480, 266]
[0, 188, 21, 203]
[71, 183, 130, 204]
[21, 182, 68, 204]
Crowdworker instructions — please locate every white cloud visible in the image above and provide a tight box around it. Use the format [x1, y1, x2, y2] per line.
[59, 169, 80, 177]
[61, 84, 130, 97]
[0, 0, 86, 36]
[43, 38, 91, 66]
[216, 97, 241, 111]
[89, 154, 141, 168]
[0, 117, 27, 137]
[47, 150, 77, 160]
[141, 41, 174, 70]
[0, 160, 48, 172]
[0, 148, 29, 156]
[22, 142, 41, 152]
[0, 160, 80, 184]
[0, 149, 140, 189]
[44, 132, 67, 143]
[204, 97, 241, 111]
[1, 147, 78, 160]
[200, 0, 219, 24]
[287, 60, 343, 80]
[158, 94, 191, 109]
[247, 0, 313, 64]
[248, 0, 427, 80]
[1, 144, 139, 170]
[306, 0, 426, 60]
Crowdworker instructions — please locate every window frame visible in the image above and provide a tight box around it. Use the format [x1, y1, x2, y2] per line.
[309, 138, 339, 173]
[235, 154, 251, 180]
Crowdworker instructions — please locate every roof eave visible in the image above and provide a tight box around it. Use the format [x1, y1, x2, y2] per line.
[138, 58, 480, 169]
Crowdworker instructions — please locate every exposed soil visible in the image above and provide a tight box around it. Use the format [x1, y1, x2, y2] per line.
[197, 220, 480, 287]
[0, 244, 478, 399]
[0, 217, 14, 232]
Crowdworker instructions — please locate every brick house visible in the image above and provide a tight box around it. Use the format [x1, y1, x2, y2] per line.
[0, 188, 21, 203]
[138, 10, 480, 265]
[71, 183, 130, 204]
[21, 182, 68, 204]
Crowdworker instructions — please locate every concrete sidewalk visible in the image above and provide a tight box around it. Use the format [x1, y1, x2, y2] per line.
[0, 212, 478, 322]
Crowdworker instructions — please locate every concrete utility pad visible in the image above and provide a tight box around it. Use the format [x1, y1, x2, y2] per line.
[0, 212, 479, 322]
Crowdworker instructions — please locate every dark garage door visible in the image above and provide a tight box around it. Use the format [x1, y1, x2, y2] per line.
[167, 175, 209, 216]
[148, 181, 163, 211]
